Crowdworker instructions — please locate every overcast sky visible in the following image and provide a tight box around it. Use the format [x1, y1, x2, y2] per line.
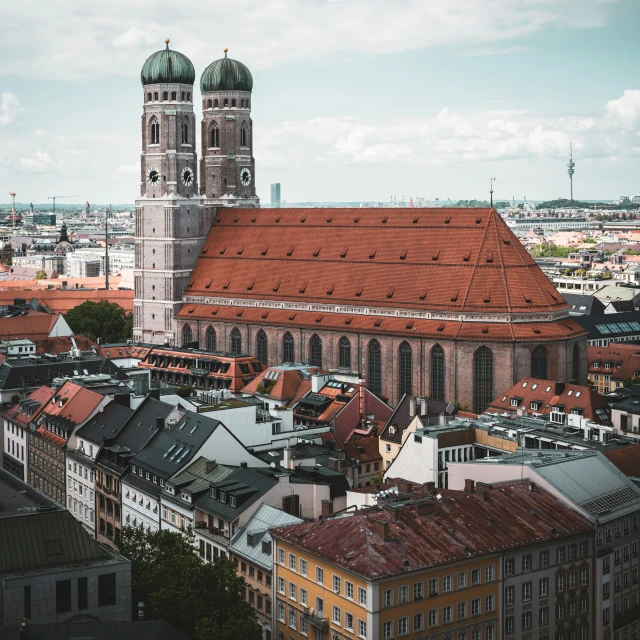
[1, 0, 639, 205]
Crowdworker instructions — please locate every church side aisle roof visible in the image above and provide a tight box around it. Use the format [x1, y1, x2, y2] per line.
[185, 208, 569, 316]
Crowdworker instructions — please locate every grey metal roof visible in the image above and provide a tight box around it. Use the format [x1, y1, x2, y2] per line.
[229, 503, 303, 570]
[75, 401, 134, 445]
[0, 621, 192, 640]
[131, 412, 223, 479]
[494, 450, 640, 522]
[194, 467, 279, 520]
[162, 456, 233, 506]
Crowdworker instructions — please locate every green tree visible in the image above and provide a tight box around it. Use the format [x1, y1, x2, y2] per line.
[34, 269, 48, 280]
[117, 527, 261, 640]
[64, 300, 133, 342]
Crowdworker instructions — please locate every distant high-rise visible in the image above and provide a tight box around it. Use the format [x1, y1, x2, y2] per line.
[271, 183, 281, 208]
[567, 141, 575, 201]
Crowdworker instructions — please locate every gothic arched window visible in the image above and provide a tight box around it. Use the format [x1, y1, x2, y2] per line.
[309, 334, 322, 368]
[399, 341, 413, 397]
[214, 98, 219, 108]
[230, 328, 242, 355]
[146, 93, 151, 102]
[181, 324, 193, 347]
[473, 346, 494, 414]
[153, 92, 158, 101]
[240, 99, 245, 107]
[150, 118, 159, 145]
[573, 343, 580, 383]
[162, 91, 168, 100]
[283, 332, 295, 362]
[181, 119, 188, 144]
[531, 345, 548, 379]
[241, 123, 248, 147]
[210, 122, 220, 148]
[205, 326, 216, 352]
[430, 344, 445, 402]
[171, 91, 177, 100]
[368, 339, 382, 395]
[257, 330, 268, 365]
[338, 336, 351, 370]
[207, 99, 212, 108]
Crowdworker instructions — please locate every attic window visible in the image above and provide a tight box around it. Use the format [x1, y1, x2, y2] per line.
[261, 311, 269, 319]
[300, 216, 306, 223]
[532, 327, 541, 335]
[374, 319, 382, 327]
[354, 217, 360, 223]
[187, 306, 195, 314]
[236, 310, 244, 317]
[275, 217, 281, 223]
[237, 247, 244, 255]
[400, 250, 407, 260]
[201, 247, 208, 255]
[187, 280, 194, 288]
[389, 426, 395, 435]
[326, 217, 332, 223]
[340, 248, 348, 258]
[369, 249, 377, 259]
[481, 326, 489, 334]
[223, 279, 230, 289]
[382, 216, 388, 223]
[503, 238, 511, 245]
[432, 250, 440, 261]
[299, 282, 307, 293]
[355, 285, 364, 297]
[205, 280, 212, 289]
[251, 217, 257, 223]
[261, 246, 268, 256]
[444, 216, 452, 224]
[463, 251, 471, 262]
[219, 246, 226, 255]
[523, 293, 532, 304]
[289, 314, 296, 321]
[345, 317, 353, 325]
[387, 287, 395, 299]
[484, 292, 490, 303]
[486, 251, 493, 263]
[316, 315, 323, 323]
[211, 308, 218, 316]
[273, 280, 281, 292]
[406, 321, 414, 330]
[413, 217, 419, 224]
[437, 323, 445, 332]
[230, 496, 236, 507]
[233, 217, 239, 223]
[476, 217, 482, 224]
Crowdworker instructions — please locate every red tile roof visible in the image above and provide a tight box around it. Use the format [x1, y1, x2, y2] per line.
[178, 303, 585, 342]
[40, 380, 104, 426]
[36, 425, 66, 447]
[487, 377, 610, 424]
[0, 290, 133, 314]
[603, 444, 640, 477]
[0, 312, 57, 342]
[271, 480, 593, 580]
[240, 365, 323, 403]
[588, 344, 640, 381]
[4, 386, 56, 428]
[185, 208, 568, 316]
[322, 433, 382, 463]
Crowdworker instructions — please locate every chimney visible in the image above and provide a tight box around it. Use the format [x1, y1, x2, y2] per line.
[148, 389, 160, 400]
[555, 382, 566, 396]
[205, 460, 218, 474]
[328, 457, 340, 472]
[113, 392, 131, 407]
[528, 482, 536, 492]
[409, 397, 417, 418]
[464, 479, 475, 493]
[156, 416, 164, 430]
[359, 379, 366, 418]
[476, 481, 493, 492]
[420, 397, 427, 415]
[424, 481, 436, 492]
[417, 501, 435, 516]
[240, 461, 248, 468]
[371, 518, 390, 542]
[397, 480, 413, 494]
[321, 500, 333, 517]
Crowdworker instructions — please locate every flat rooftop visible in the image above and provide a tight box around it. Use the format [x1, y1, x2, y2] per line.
[0, 468, 62, 519]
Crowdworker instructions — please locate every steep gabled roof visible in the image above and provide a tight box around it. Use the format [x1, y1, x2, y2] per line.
[186, 208, 568, 316]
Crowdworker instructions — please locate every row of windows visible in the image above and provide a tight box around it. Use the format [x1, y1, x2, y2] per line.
[54, 574, 115, 615]
[277, 601, 367, 638]
[204, 97, 250, 109]
[596, 517, 640, 544]
[506, 612, 588, 635]
[505, 544, 589, 575]
[505, 575, 588, 605]
[602, 569, 639, 597]
[161, 505, 192, 530]
[148, 117, 191, 145]
[417, 598, 496, 629]
[145, 90, 191, 102]
[244, 586, 271, 616]
[5, 420, 25, 439]
[6, 437, 24, 461]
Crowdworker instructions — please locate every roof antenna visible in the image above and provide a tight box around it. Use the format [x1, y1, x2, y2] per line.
[489, 176, 496, 208]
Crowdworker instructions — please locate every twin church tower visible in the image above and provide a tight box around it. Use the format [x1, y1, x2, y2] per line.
[133, 41, 258, 344]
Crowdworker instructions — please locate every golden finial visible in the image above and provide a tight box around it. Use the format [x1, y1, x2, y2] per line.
[224, 48, 228, 57]
[165, 38, 170, 49]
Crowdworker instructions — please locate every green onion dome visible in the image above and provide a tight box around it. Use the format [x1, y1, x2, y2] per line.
[141, 40, 196, 86]
[200, 49, 253, 93]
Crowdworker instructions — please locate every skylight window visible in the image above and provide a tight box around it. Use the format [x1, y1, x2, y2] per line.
[545, 386, 552, 392]
[170, 446, 184, 461]
[567, 390, 573, 396]
[502, 396, 507, 402]
[178, 420, 187, 430]
[163, 444, 176, 458]
[190, 425, 198, 434]
[575, 391, 581, 398]
[522, 382, 527, 388]
[532, 384, 538, 390]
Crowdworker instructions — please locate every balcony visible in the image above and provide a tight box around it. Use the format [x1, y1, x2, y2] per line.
[301, 610, 328, 631]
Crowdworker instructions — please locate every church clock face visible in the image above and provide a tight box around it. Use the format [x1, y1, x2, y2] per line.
[147, 167, 160, 186]
[182, 167, 194, 187]
[240, 168, 252, 186]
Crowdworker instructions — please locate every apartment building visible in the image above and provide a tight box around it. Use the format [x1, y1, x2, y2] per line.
[448, 450, 640, 640]
[270, 480, 593, 640]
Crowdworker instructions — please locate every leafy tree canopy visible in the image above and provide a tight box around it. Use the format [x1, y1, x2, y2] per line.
[64, 300, 133, 343]
[34, 269, 48, 280]
[530, 245, 573, 258]
[117, 527, 261, 640]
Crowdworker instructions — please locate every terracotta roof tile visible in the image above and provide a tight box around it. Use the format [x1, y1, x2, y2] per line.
[603, 444, 640, 477]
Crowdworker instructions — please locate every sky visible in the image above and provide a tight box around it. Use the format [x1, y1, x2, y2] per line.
[0, 0, 639, 206]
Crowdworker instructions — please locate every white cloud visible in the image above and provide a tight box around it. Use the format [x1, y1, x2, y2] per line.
[116, 163, 139, 174]
[20, 151, 61, 173]
[605, 90, 640, 128]
[0, 0, 618, 80]
[0, 92, 24, 125]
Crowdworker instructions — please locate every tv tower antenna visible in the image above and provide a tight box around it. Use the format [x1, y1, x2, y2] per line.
[9, 192, 16, 229]
[567, 140, 575, 202]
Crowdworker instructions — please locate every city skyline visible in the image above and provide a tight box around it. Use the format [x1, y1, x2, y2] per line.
[0, 0, 639, 204]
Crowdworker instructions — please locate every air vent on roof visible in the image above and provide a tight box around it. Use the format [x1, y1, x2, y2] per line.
[387, 287, 395, 299]
[345, 317, 352, 325]
[205, 280, 212, 289]
[326, 216, 332, 223]
[327, 285, 334, 295]
[275, 217, 281, 223]
[432, 250, 440, 261]
[419, 290, 427, 301]
[233, 217, 239, 223]
[187, 280, 194, 288]
[451, 291, 459, 302]
[486, 251, 493, 263]
[187, 306, 195, 314]
[503, 238, 511, 245]
[237, 247, 244, 255]
[400, 250, 407, 260]
[445, 216, 452, 224]
[201, 247, 208, 255]
[247, 280, 255, 291]
[262, 311, 269, 319]
[354, 217, 360, 223]
[316, 315, 323, 323]
[369, 249, 377, 259]
[211, 308, 218, 316]
[437, 323, 445, 332]
[219, 246, 226, 255]
[313, 247, 321, 257]
[340, 248, 348, 258]
[299, 282, 307, 293]
[374, 319, 382, 327]
[532, 327, 541, 334]
[300, 216, 306, 223]
[261, 246, 268, 256]
[355, 285, 364, 297]
[287, 247, 294, 256]
[382, 216, 388, 223]
[484, 291, 490, 303]
[463, 251, 471, 262]
[273, 280, 281, 292]
[223, 279, 230, 289]
[523, 293, 532, 303]
[482, 326, 489, 334]
[289, 313, 296, 321]
[476, 217, 482, 224]
[406, 321, 414, 330]
[413, 217, 419, 224]
[236, 310, 244, 317]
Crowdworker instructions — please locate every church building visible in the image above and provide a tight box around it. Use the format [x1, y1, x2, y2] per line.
[133, 42, 587, 413]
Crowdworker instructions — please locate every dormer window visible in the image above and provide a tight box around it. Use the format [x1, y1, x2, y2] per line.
[181, 492, 191, 502]
[605, 363, 611, 370]
[594, 362, 600, 369]
[510, 399, 519, 407]
[247, 533, 255, 547]
[389, 426, 395, 435]
[211, 487, 217, 499]
[262, 540, 272, 555]
[230, 496, 236, 507]
[530, 402, 540, 411]
[132, 465, 136, 474]
[138, 468, 143, 476]
[220, 491, 226, 503]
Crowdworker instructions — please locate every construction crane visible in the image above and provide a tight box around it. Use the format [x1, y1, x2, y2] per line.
[47, 195, 78, 213]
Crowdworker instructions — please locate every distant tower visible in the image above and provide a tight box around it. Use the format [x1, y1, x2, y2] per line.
[271, 183, 281, 208]
[9, 192, 16, 229]
[567, 141, 575, 201]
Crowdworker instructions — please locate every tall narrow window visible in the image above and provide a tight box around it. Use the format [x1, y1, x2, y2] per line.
[207, 99, 212, 108]
[368, 339, 382, 395]
[170, 91, 177, 100]
[283, 332, 295, 362]
[474, 346, 494, 414]
[257, 330, 268, 365]
[339, 336, 351, 370]
[310, 334, 322, 368]
[399, 342, 412, 397]
[241, 123, 248, 147]
[231, 328, 242, 355]
[214, 98, 219, 108]
[531, 345, 548, 379]
[181, 119, 188, 144]
[206, 326, 216, 352]
[430, 344, 445, 402]
[150, 118, 159, 145]
[181, 324, 193, 347]
[210, 122, 220, 148]
[162, 91, 168, 101]
[573, 343, 580, 383]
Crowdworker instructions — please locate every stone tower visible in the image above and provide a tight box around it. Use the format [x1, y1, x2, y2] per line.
[199, 49, 259, 211]
[133, 40, 206, 345]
